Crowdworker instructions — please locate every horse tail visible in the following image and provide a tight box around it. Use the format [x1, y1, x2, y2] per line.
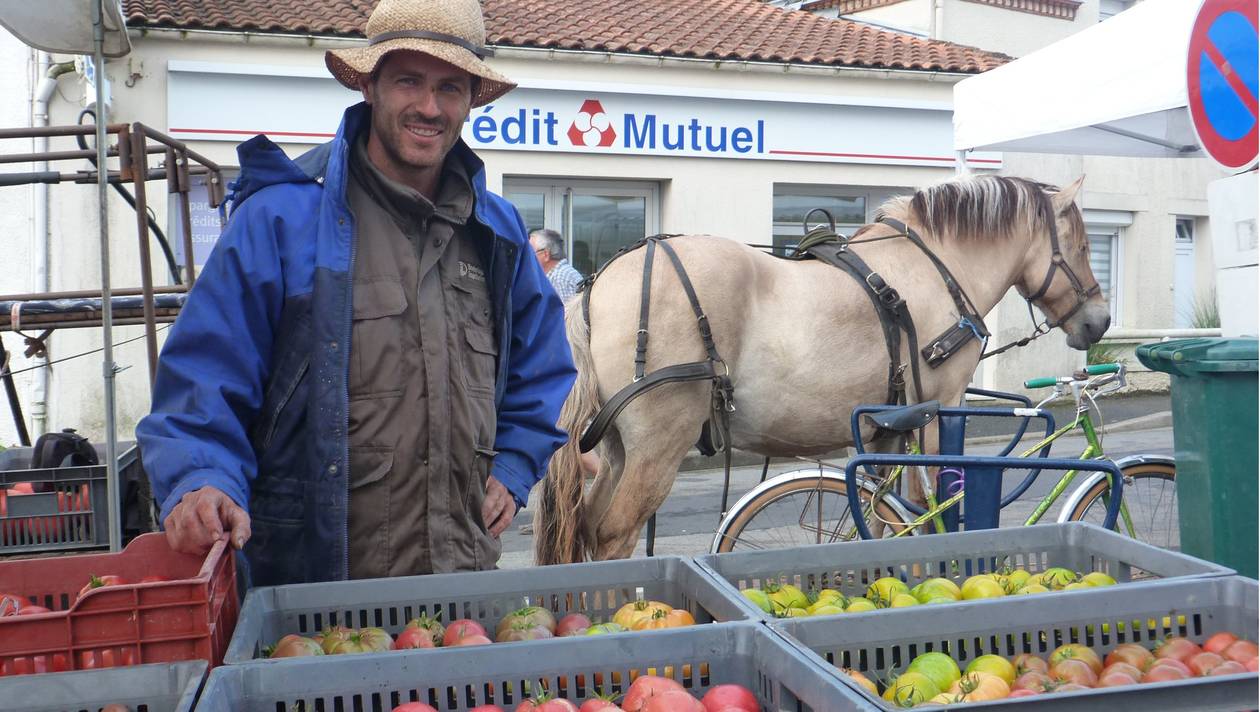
[535, 300, 599, 565]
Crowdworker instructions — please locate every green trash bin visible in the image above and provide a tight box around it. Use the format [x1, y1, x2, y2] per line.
[1136, 337, 1258, 577]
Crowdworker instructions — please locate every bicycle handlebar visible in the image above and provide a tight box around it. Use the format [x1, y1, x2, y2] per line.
[1023, 362, 1122, 389]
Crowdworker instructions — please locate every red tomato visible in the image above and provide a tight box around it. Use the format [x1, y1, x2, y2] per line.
[1146, 657, 1192, 676]
[1104, 643, 1154, 671]
[1222, 640, 1259, 664]
[579, 700, 622, 712]
[1247, 658, 1259, 673]
[1202, 632, 1238, 655]
[270, 635, 324, 658]
[1187, 651, 1225, 676]
[14, 604, 50, 616]
[1049, 644, 1102, 674]
[642, 691, 703, 712]
[538, 701, 580, 712]
[1101, 662, 1143, 680]
[1052, 683, 1091, 693]
[403, 614, 445, 646]
[453, 634, 493, 646]
[1096, 670, 1139, 688]
[1142, 663, 1190, 683]
[1208, 661, 1248, 676]
[77, 575, 127, 600]
[1050, 659, 1098, 687]
[1011, 671, 1053, 693]
[392, 704, 438, 712]
[1154, 637, 1201, 663]
[556, 613, 593, 637]
[1007, 689, 1039, 698]
[393, 627, 437, 650]
[622, 676, 686, 712]
[471, 706, 505, 712]
[699, 684, 758, 712]
[1012, 653, 1048, 676]
[443, 619, 488, 646]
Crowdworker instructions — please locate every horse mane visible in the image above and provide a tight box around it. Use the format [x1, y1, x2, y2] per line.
[876, 175, 1064, 242]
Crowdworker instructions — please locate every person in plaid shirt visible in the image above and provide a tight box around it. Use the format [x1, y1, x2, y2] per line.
[529, 229, 584, 302]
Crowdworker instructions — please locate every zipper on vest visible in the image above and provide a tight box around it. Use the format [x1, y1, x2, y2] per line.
[341, 206, 357, 582]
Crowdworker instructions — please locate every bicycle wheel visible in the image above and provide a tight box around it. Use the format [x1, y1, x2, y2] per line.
[712, 472, 910, 553]
[1067, 461, 1178, 550]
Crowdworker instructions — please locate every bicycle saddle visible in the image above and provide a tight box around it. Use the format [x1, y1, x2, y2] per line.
[864, 400, 940, 432]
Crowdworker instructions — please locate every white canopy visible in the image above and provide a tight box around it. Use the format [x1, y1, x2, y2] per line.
[953, 0, 1203, 158]
[0, 1, 130, 57]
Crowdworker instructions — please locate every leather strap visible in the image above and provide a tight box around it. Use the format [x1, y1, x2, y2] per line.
[367, 30, 491, 58]
[579, 360, 717, 453]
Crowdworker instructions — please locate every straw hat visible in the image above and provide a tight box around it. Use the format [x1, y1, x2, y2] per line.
[326, 0, 515, 107]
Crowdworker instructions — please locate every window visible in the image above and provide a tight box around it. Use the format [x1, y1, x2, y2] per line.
[504, 179, 659, 277]
[1087, 227, 1121, 323]
[772, 187, 886, 256]
[1173, 217, 1197, 328]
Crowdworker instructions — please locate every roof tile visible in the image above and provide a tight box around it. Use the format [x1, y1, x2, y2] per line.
[122, 0, 1009, 73]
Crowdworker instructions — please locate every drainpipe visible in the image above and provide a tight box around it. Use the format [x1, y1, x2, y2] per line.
[30, 52, 77, 439]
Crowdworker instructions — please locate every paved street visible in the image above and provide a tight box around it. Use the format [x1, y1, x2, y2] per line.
[499, 417, 1175, 569]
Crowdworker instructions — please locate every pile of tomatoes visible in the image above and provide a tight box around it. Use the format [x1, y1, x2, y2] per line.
[0, 573, 166, 619]
[840, 633, 1258, 707]
[268, 600, 697, 658]
[739, 568, 1117, 618]
[391, 676, 761, 712]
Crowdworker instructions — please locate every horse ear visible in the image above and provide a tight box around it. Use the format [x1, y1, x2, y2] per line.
[1051, 175, 1085, 214]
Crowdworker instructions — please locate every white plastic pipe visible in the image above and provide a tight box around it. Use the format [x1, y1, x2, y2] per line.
[29, 53, 76, 439]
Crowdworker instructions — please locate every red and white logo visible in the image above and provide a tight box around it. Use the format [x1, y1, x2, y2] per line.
[567, 99, 617, 148]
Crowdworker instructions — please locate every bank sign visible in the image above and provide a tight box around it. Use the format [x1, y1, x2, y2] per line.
[167, 63, 999, 168]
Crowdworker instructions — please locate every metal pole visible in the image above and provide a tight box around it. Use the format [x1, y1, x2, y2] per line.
[955, 149, 971, 176]
[94, 0, 122, 553]
[129, 129, 159, 384]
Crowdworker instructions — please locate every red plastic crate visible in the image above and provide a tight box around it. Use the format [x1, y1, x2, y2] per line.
[0, 532, 239, 676]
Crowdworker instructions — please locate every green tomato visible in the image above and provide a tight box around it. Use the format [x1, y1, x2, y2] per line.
[1062, 581, 1093, 591]
[844, 598, 878, 613]
[913, 578, 962, 602]
[1004, 568, 1032, 589]
[866, 577, 911, 606]
[961, 577, 1006, 600]
[889, 593, 919, 608]
[965, 654, 1017, 684]
[884, 672, 940, 706]
[814, 588, 844, 604]
[922, 596, 958, 605]
[1080, 571, 1117, 587]
[806, 603, 846, 617]
[765, 582, 810, 611]
[584, 623, 626, 636]
[1040, 567, 1079, 589]
[741, 588, 773, 613]
[1016, 583, 1050, 594]
[907, 652, 962, 692]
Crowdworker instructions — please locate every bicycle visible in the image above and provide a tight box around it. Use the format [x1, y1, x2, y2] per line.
[710, 362, 1178, 553]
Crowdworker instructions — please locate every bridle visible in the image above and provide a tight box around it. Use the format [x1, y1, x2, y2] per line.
[983, 208, 1101, 360]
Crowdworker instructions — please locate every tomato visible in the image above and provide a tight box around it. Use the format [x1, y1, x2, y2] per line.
[393, 627, 437, 650]
[762, 584, 808, 613]
[538, 700, 580, 712]
[699, 684, 757, 712]
[1039, 567, 1079, 589]
[1011, 671, 1053, 693]
[403, 614, 445, 646]
[739, 589, 772, 614]
[443, 619, 488, 646]
[622, 676, 685, 712]
[1007, 689, 1039, 698]
[642, 691, 702, 712]
[1222, 639, 1259, 664]
[585, 623, 627, 636]
[497, 621, 555, 642]
[960, 576, 1005, 600]
[964, 654, 1016, 684]
[1142, 662, 1190, 682]
[949, 672, 1008, 701]
[1051, 682, 1091, 693]
[1012, 653, 1048, 676]
[614, 601, 673, 629]
[865, 577, 910, 606]
[556, 613, 592, 637]
[1104, 643, 1154, 671]
[1050, 659, 1098, 687]
[1154, 637, 1201, 663]
[453, 634, 493, 646]
[0, 593, 25, 616]
[316, 626, 354, 654]
[1202, 632, 1238, 655]
[270, 635, 324, 657]
[904, 652, 961, 693]
[1096, 670, 1139, 688]
[633, 609, 695, 631]
[579, 694, 623, 712]
[325, 631, 374, 655]
[471, 706, 505, 712]
[839, 668, 877, 696]
[77, 575, 127, 600]
[1101, 662, 1143, 680]
[1187, 651, 1225, 676]
[14, 604, 50, 616]
[497, 607, 558, 637]
[359, 627, 394, 652]
[1208, 660, 1248, 676]
[883, 672, 939, 707]
[1049, 644, 1102, 674]
[1247, 657, 1259, 673]
[392, 704, 439, 712]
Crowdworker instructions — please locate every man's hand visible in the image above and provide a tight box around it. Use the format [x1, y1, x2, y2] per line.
[482, 476, 517, 537]
[164, 486, 251, 555]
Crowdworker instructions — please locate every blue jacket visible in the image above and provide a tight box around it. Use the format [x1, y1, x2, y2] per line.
[137, 103, 576, 584]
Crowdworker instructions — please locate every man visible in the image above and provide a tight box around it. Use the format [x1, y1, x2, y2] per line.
[529, 228, 584, 302]
[136, 0, 575, 585]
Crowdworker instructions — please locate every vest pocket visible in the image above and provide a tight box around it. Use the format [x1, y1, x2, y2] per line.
[348, 446, 394, 578]
[462, 325, 499, 398]
[350, 279, 407, 397]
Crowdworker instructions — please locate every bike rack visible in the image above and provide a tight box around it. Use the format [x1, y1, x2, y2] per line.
[843, 453, 1124, 539]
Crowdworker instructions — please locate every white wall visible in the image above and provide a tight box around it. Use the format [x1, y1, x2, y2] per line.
[849, 0, 933, 35]
[852, 0, 1099, 56]
[0, 30, 35, 447]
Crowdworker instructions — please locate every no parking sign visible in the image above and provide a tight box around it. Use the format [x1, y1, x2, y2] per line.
[1187, 0, 1259, 171]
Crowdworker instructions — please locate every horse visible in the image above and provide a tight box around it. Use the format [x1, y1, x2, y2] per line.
[534, 174, 1109, 565]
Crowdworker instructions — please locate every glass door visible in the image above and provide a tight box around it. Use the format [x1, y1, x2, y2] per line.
[504, 179, 659, 277]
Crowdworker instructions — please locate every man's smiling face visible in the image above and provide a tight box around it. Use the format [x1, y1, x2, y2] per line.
[360, 51, 473, 195]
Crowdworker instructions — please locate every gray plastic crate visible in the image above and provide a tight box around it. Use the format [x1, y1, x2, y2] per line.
[225, 556, 752, 663]
[202, 623, 873, 711]
[0, 660, 206, 712]
[695, 522, 1234, 621]
[773, 575, 1258, 710]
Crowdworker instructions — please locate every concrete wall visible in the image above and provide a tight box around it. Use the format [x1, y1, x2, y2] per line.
[851, 0, 1099, 55]
[0, 31, 35, 447]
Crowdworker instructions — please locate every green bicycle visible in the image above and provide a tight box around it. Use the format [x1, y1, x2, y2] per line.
[711, 363, 1178, 553]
